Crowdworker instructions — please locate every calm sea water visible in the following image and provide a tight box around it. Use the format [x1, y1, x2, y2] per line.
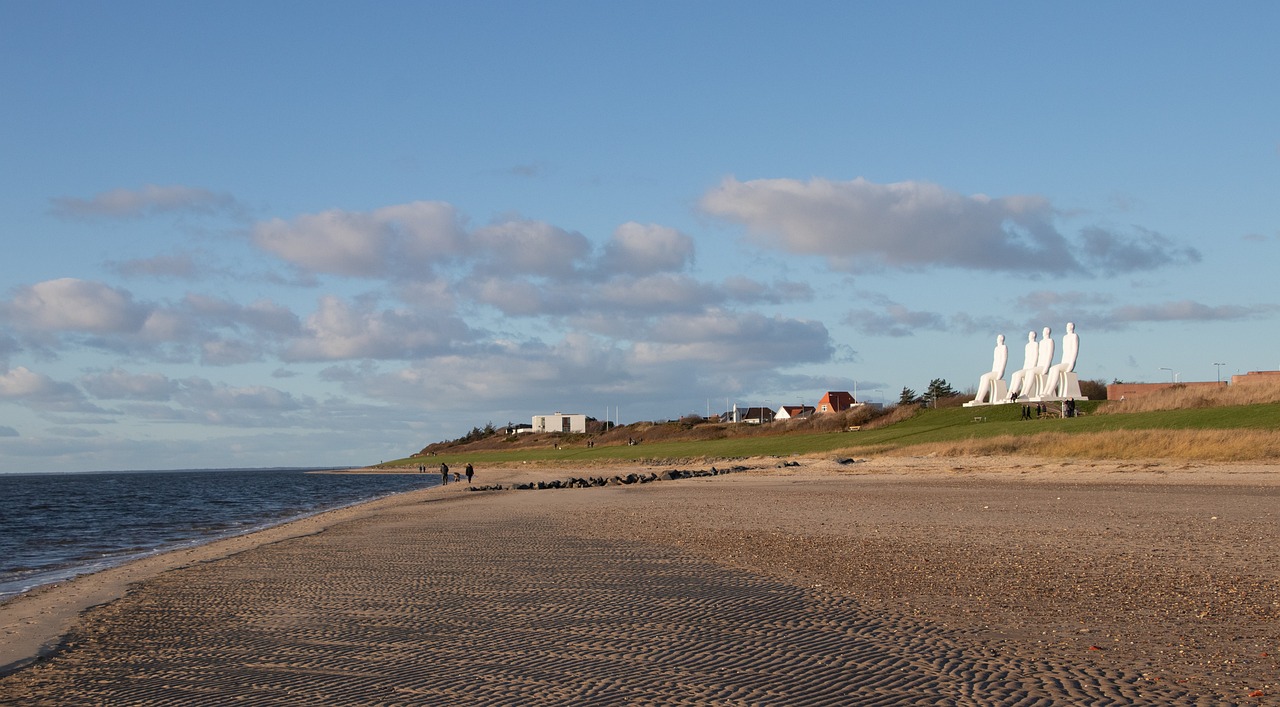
[0, 468, 437, 601]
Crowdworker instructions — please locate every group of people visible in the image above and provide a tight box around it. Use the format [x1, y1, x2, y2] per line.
[1019, 398, 1078, 420]
[420, 462, 474, 485]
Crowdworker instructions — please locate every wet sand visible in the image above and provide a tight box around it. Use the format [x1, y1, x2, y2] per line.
[1, 456, 1277, 704]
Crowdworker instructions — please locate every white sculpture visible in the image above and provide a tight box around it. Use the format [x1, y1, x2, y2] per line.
[1028, 326, 1055, 399]
[969, 334, 1008, 405]
[1047, 322, 1085, 399]
[1005, 331, 1040, 401]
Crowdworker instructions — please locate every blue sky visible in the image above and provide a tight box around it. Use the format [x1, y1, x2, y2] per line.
[2, 2, 1277, 472]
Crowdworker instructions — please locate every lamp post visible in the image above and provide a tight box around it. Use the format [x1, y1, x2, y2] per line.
[1214, 362, 1226, 385]
[1160, 367, 1174, 383]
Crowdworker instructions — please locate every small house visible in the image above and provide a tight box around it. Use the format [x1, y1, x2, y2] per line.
[532, 412, 587, 434]
[739, 406, 775, 424]
[776, 405, 815, 420]
[816, 391, 856, 413]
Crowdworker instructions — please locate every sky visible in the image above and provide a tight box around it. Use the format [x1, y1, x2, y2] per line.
[1, 2, 1277, 472]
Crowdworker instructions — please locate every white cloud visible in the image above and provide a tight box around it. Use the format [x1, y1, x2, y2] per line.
[176, 379, 308, 412]
[593, 274, 721, 314]
[1013, 290, 1279, 331]
[844, 304, 948, 337]
[470, 219, 591, 278]
[630, 310, 831, 369]
[0, 366, 60, 397]
[598, 222, 695, 276]
[108, 252, 202, 280]
[252, 201, 464, 278]
[1106, 301, 1276, 325]
[200, 338, 262, 366]
[339, 309, 834, 419]
[80, 368, 176, 401]
[0, 279, 316, 364]
[50, 184, 245, 220]
[0, 366, 97, 412]
[72, 374, 337, 430]
[284, 295, 472, 361]
[700, 176, 1199, 275]
[182, 295, 300, 336]
[4, 278, 151, 334]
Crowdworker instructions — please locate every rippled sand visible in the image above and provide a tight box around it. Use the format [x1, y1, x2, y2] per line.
[2, 457, 1276, 704]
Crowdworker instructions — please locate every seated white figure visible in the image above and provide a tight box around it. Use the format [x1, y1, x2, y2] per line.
[1004, 331, 1040, 402]
[969, 334, 1008, 405]
[1048, 322, 1084, 399]
[1027, 326, 1055, 399]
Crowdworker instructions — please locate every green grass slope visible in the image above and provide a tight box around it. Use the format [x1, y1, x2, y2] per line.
[384, 399, 1280, 468]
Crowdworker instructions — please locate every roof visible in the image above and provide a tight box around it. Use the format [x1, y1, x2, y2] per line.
[817, 391, 856, 411]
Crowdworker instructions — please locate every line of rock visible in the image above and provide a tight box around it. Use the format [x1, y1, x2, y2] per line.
[467, 465, 750, 492]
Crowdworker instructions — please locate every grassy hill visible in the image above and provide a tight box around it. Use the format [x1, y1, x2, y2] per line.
[384, 382, 1280, 468]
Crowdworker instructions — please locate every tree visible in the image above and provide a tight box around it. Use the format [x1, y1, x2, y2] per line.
[926, 378, 958, 400]
[898, 386, 919, 405]
[1079, 379, 1108, 400]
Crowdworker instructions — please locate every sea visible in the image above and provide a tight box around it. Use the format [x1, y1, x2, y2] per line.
[0, 468, 438, 602]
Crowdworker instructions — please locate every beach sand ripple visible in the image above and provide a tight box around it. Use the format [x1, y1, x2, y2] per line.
[2, 469, 1247, 706]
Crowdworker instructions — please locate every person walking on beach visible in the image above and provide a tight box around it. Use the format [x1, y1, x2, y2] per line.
[440, 462, 449, 485]
[465, 463, 474, 484]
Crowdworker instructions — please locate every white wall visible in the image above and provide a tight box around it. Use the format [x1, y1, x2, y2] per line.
[532, 413, 587, 434]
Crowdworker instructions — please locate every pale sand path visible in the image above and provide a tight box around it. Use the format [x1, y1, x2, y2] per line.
[1, 457, 1276, 704]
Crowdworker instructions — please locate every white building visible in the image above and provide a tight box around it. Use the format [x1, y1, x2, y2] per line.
[532, 412, 587, 434]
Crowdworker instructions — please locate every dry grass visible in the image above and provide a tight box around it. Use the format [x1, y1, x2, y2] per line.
[1101, 378, 1280, 414]
[889, 428, 1280, 462]
[859, 403, 920, 429]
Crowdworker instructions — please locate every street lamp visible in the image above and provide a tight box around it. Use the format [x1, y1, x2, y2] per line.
[1160, 367, 1174, 383]
[1214, 362, 1226, 385]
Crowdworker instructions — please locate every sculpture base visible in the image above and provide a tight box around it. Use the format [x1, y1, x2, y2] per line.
[1026, 373, 1088, 402]
[962, 380, 1008, 407]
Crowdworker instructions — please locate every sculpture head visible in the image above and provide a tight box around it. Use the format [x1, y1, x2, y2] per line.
[1066, 322, 1075, 333]
[1042, 326, 1051, 337]
[996, 334, 1005, 344]
[1027, 331, 1036, 342]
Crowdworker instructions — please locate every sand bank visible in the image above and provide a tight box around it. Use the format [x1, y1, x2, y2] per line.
[1, 456, 1276, 704]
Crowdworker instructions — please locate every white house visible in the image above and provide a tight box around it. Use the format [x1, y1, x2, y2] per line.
[532, 412, 587, 434]
[776, 405, 815, 420]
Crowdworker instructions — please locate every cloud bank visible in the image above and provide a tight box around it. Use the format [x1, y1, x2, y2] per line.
[51, 184, 246, 220]
[700, 176, 1200, 276]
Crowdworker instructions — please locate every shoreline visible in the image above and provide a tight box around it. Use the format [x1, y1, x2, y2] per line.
[0, 461, 589, 674]
[2, 456, 1277, 703]
[0, 470, 428, 604]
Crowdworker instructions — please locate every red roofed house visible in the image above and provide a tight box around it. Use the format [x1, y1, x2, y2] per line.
[816, 391, 856, 413]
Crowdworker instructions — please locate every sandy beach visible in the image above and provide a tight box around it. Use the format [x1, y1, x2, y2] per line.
[1, 456, 1276, 705]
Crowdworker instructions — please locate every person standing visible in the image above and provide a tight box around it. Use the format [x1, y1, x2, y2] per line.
[440, 462, 449, 485]
[465, 463, 474, 484]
